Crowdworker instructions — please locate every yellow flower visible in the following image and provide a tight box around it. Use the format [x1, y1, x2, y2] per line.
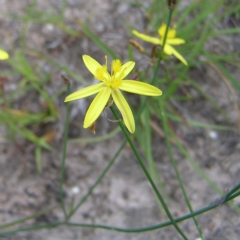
[0, 49, 9, 60]
[132, 23, 187, 65]
[65, 55, 162, 133]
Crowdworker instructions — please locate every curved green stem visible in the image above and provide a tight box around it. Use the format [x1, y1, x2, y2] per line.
[110, 106, 188, 240]
[68, 6, 174, 223]
[160, 101, 204, 239]
[0, 190, 239, 236]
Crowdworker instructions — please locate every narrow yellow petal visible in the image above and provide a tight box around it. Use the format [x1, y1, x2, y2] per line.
[119, 80, 162, 96]
[112, 89, 135, 133]
[118, 61, 135, 79]
[0, 49, 9, 60]
[132, 30, 160, 45]
[166, 38, 185, 45]
[64, 82, 105, 102]
[163, 44, 187, 65]
[82, 55, 102, 77]
[170, 47, 188, 66]
[83, 87, 111, 128]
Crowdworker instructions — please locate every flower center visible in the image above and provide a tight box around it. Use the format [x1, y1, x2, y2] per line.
[158, 24, 176, 39]
[95, 57, 124, 89]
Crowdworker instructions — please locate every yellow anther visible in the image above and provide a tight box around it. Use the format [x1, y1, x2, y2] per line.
[112, 59, 122, 73]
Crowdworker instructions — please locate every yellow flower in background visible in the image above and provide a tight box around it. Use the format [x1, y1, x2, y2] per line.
[65, 55, 162, 133]
[0, 49, 9, 60]
[132, 23, 187, 65]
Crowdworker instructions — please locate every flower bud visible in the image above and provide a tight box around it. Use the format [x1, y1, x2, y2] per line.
[166, 0, 177, 10]
[129, 39, 146, 54]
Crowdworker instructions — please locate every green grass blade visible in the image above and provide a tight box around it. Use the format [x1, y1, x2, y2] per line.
[80, 23, 118, 59]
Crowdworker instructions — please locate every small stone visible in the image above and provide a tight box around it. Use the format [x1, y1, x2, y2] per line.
[209, 131, 218, 139]
[71, 186, 80, 195]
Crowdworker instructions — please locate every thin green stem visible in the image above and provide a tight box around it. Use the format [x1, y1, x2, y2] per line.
[160, 101, 204, 239]
[172, 130, 240, 212]
[68, 4, 174, 222]
[161, 10, 172, 52]
[110, 106, 188, 240]
[0, 206, 57, 230]
[135, 9, 172, 118]
[1, 190, 239, 236]
[68, 139, 127, 218]
[142, 107, 170, 214]
[225, 182, 240, 199]
[60, 83, 71, 219]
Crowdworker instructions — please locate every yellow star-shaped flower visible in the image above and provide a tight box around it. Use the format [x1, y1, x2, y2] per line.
[65, 55, 162, 133]
[132, 23, 187, 65]
[0, 49, 9, 60]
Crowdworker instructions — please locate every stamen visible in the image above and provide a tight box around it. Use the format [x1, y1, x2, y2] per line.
[105, 55, 108, 70]
[112, 59, 122, 73]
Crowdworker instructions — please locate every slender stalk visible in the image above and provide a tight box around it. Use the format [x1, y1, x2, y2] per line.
[136, 10, 173, 116]
[60, 82, 71, 219]
[68, 139, 127, 218]
[110, 106, 188, 240]
[0, 206, 58, 230]
[1, 188, 239, 236]
[225, 182, 240, 199]
[161, 9, 172, 53]
[68, 3, 174, 222]
[160, 101, 204, 239]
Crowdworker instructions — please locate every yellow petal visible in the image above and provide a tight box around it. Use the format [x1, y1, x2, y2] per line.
[112, 89, 135, 133]
[83, 87, 111, 128]
[118, 61, 135, 79]
[65, 82, 105, 102]
[169, 47, 188, 66]
[163, 44, 174, 55]
[166, 38, 185, 45]
[0, 49, 9, 60]
[82, 55, 102, 77]
[119, 80, 162, 96]
[158, 23, 176, 39]
[132, 30, 160, 45]
[162, 45, 187, 65]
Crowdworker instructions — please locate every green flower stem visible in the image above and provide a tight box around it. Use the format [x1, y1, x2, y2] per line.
[68, 139, 127, 218]
[110, 106, 188, 240]
[67, 2, 174, 223]
[60, 83, 71, 219]
[70, 6, 177, 232]
[172, 127, 240, 213]
[1, 190, 239, 237]
[136, 10, 172, 119]
[225, 182, 240, 199]
[160, 101, 204, 239]
[0, 206, 57, 230]
[143, 107, 170, 213]
[161, 9, 173, 53]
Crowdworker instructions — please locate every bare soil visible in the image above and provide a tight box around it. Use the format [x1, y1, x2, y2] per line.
[0, 0, 239, 239]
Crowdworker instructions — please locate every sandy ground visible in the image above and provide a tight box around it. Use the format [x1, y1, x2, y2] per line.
[0, 0, 240, 239]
